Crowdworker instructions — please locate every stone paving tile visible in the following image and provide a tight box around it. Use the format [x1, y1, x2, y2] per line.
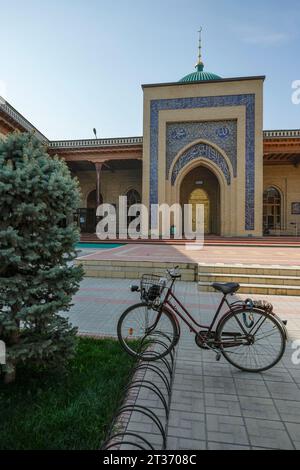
[167, 423, 206, 441]
[239, 396, 280, 420]
[287, 368, 300, 384]
[265, 381, 300, 400]
[204, 393, 242, 416]
[120, 432, 163, 451]
[234, 378, 271, 398]
[275, 399, 300, 423]
[175, 363, 204, 377]
[252, 446, 277, 450]
[173, 372, 204, 390]
[168, 411, 205, 434]
[206, 415, 249, 446]
[167, 437, 206, 450]
[244, 418, 294, 449]
[230, 370, 265, 381]
[202, 363, 234, 378]
[204, 376, 236, 395]
[171, 381, 204, 393]
[207, 442, 252, 450]
[170, 390, 205, 413]
[169, 401, 205, 414]
[259, 368, 295, 383]
[285, 422, 300, 443]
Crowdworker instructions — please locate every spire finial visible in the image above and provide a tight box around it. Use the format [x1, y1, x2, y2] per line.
[196, 27, 204, 72]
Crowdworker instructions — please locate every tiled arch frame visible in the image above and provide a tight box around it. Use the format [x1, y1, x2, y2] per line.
[172, 156, 231, 237]
[149, 94, 255, 230]
[169, 140, 232, 186]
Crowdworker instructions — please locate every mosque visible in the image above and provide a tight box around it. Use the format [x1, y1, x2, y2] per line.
[1, 34, 300, 238]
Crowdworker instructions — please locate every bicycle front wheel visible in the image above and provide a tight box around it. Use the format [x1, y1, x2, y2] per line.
[117, 303, 179, 361]
[217, 308, 286, 372]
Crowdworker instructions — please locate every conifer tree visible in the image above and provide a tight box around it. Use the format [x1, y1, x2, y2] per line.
[0, 133, 83, 383]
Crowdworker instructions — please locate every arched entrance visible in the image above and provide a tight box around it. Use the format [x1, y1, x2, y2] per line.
[263, 186, 282, 234]
[78, 190, 104, 233]
[180, 166, 220, 235]
[188, 188, 210, 233]
[87, 189, 103, 208]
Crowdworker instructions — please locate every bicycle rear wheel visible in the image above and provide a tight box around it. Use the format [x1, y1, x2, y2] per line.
[216, 308, 286, 372]
[117, 303, 179, 361]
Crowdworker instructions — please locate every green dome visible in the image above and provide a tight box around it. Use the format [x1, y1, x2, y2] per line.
[179, 63, 221, 83]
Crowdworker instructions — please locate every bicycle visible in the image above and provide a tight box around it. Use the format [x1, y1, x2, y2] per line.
[117, 266, 288, 373]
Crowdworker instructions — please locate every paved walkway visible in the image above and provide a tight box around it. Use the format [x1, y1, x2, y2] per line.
[67, 278, 300, 450]
[77, 243, 300, 267]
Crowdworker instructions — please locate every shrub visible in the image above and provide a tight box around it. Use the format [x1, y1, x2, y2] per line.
[0, 133, 83, 383]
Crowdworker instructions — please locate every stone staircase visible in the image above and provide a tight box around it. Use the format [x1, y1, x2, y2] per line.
[76, 258, 197, 282]
[198, 263, 300, 296]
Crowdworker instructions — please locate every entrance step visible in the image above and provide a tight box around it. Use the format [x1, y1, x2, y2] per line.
[199, 272, 300, 286]
[76, 259, 198, 282]
[198, 263, 300, 296]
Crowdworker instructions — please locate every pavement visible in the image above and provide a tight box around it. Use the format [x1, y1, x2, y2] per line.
[66, 277, 300, 450]
[76, 243, 300, 267]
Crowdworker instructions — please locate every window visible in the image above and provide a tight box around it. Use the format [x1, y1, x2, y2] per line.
[126, 189, 141, 207]
[126, 189, 141, 226]
[263, 187, 281, 232]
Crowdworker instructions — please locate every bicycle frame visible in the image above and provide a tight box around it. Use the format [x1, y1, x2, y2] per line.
[155, 279, 237, 335]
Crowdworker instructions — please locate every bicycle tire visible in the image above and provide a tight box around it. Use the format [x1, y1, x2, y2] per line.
[117, 303, 179, 361]
[216, 307, 286, 372]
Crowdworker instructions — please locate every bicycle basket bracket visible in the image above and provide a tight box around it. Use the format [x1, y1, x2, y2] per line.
[140, 274, 166, 303]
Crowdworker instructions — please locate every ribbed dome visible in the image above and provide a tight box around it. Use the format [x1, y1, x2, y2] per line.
[179, 63, 221, 83]
[180, 70, 221, 82]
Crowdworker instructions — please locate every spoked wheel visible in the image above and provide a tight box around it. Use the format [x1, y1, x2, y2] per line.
[216, 308, 286, 372]
[117, 303, 179, 361]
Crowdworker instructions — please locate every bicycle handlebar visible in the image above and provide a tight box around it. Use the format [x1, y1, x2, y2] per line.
[130, 266, 181, 293]
[166, 265, 181, 279]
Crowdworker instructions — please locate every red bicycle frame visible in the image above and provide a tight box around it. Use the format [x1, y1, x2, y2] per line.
[156, 279, 235, 335]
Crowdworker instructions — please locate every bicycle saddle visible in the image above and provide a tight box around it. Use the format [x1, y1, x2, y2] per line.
[212, 282, 240, 295]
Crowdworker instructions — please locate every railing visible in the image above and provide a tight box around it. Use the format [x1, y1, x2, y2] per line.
[102, 331, 176, 450]
[264, 130, 300, 139]
[49, 136, 143, 149]
[0, 100, 48, 142]
[49, 131, 300, 148]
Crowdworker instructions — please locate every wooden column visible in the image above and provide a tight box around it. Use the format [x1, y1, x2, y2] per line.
[94, 162, 103, 208]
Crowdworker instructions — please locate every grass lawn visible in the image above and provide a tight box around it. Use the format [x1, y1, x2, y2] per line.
[0, 337, 136, 450]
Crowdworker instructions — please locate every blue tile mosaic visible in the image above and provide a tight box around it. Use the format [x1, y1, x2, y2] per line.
[149, 94, 255, 230]
[171, 142, 231, 186]
[166, 120, 237, 178]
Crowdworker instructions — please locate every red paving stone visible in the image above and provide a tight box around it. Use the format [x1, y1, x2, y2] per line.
[77, 243, 300, 267]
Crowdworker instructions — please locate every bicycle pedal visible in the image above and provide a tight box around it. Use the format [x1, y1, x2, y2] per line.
[216, 353, 221, 362]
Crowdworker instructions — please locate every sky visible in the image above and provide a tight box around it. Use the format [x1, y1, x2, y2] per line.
[0, 0, 299, 140]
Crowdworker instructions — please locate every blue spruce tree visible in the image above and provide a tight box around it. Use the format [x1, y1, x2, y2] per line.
[0, 133, 83, 383]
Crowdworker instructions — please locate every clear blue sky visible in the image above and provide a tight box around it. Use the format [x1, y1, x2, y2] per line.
[0, 0, 299, 140]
